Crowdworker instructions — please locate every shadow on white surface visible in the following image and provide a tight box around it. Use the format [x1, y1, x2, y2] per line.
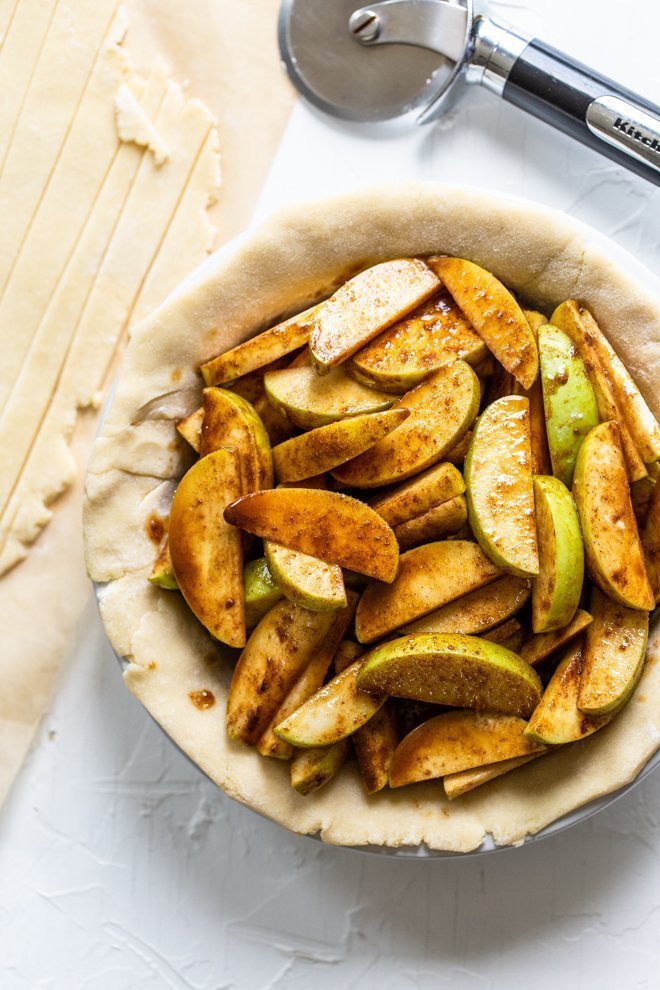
[1, 598, 659, 989]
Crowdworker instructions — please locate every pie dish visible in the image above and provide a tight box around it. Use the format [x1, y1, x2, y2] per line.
[84, 182, 660, 853]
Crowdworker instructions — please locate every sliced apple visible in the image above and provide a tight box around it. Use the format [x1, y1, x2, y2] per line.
[224, 487, 399, 583]
[443, 753, 543, 800]
[393, 495, 467, 550]
[552, 301, 647, 482]
[264, 541, 347, 611]
[357, 633, 542, 717]
[243, 557, 282, 630]
[389, 711, 545, 788]
[290, 740, 350, 795]
[643, 480, 660, 602]
[577, 587, 649, 716]
[631, 476, 656, 528]
[332, 361, 480, 489]
[482, 618, 523, 645]
[519, 609, 593, 667]
[264, 363, 394, 429]
[573, 421, 654, 610]
[524, 310, 548, 336]
[429, 256, 539, 389]
[309, 259, 439, 373]
[272, 408, 409, 482]
[401, 574, 530, 636]
[369, 461, 465, 527]
[568, 304, 660, 463]
[465, 395, 539, 576]
[538, 323, 600, 487]
[252, 391, 298, 445]
[199, 387, 273, 493]
[275, 659, 387, 748]
[169, 448, 245, 647]
[257, 648, 337, 760]
[333, 641, 398, 794]
[226, 596, 354, 744]
[349, 289, 486, 391]
[525, 640, 612, 745]
[148, 538, 178, 590]
[355, 540, 502, 643]
[176, 406, 204, 453]
[445, 430, 472, 465]
[200, 303, 320, 386]
[532, 476, 584, 633]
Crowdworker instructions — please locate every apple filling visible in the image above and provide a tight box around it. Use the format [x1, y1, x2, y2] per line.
[149, 256, 659, 800]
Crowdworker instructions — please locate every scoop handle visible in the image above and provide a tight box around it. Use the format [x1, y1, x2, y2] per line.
[502, 39, 660, 185]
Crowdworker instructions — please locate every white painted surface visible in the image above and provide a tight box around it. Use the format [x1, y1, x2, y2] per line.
[3, 0, 660, 985]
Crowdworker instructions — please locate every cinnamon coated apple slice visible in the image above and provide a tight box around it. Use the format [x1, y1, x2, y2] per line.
[429, 256, 539, 389]
[389, 712, 545, 787]
[168, 448, 245, 647]
[224, 488, 399, 583]
[350, 289, 486, 391]
[332, 361, 480, 489]
[226, 594, 356, 745]
[309, 259, 439, 373]
[573, 421, 654, 610]
[200, 303, 320, 385]
[355, 540, 502, 643]
[357, 633, 542, 717]
[465, 395, 539, 577]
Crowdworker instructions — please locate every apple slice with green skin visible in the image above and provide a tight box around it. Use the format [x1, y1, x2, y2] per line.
[169, 448, 245, 648]
[357, 633, 543, 717]
[226, 594, 356, 744]
[272, 408, 409, 482]
[524, 639, 612, 745]
[443, 753, 544, 800]
[643, 479, 660, 602]
[465, 394, 539, 577]
[369, 461, 465, 527]
[243, 557, 282, 630]
[429, 256, 539, 389]
[200, 388, 274, 491]
[309, 259, 439, 374]
[389, 711, 546, 788]
[264, 541, 347, 612]
[148, 538, 178, 590]
[538, 324, 600, 487]
[552, 301, 647, 482]
[393, 495, 467, 550]
[558, 303, 660, 463]
[355, 540, 503, 643]
[264, 363, 394, 429]
[573, 421, 654, 610]
[332, 361, 480, 489]
[349, 289, 486, 392]
[532, 476, 584, 633]
[519, 608, 593, 667]
[176, 407, 204, 453]
[225, 488, 399, 583]
[333, 642, 398, 794]
[401, 574, 530, 636]
[291, 739, 350, 795]
[577, 587, 649, 716]
[200, 303, 320, 386]
[275, 659, 387, 748]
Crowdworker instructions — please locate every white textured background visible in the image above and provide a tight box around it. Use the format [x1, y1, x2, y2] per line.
[2, 0, 660, 986]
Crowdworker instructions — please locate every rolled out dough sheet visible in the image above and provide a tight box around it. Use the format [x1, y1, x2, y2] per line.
[0, 0, 294, 805]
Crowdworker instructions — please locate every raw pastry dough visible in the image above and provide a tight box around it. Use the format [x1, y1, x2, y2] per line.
[85, 184, 660, 851]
